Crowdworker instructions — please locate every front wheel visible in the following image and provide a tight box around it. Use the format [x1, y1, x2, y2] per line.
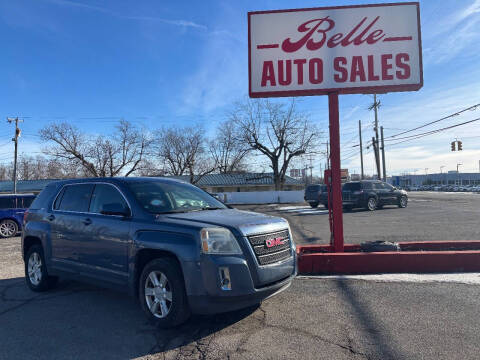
[25, 245, 58, 292]
[0, 219, 18, 238]
[309, 202, 319, 208]
[366, 197, 377, 211]
[139, 257, 190, 328]
[398, 196, 408, 208]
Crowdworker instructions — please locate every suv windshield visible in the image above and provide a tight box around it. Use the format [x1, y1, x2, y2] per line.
[127, 180, 227, 214]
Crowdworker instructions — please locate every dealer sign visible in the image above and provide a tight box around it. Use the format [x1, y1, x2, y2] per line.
[248, 2, 422, 98]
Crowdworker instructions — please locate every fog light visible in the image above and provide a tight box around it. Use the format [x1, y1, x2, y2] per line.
[219, 267, 231, 291]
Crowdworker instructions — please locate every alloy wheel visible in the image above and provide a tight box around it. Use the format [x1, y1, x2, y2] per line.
[144, 271, 173, 318]
[28, 252, 43, 286]
[0, 220, 16, 237]
[368, 198, 376, 211]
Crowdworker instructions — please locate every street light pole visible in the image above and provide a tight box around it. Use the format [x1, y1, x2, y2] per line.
[457, 163, 462, 186]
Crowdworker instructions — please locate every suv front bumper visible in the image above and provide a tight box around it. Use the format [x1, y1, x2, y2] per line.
[182, 253, 296, 315]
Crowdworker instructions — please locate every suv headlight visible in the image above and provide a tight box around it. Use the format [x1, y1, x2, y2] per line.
[200, 228, 242, 255]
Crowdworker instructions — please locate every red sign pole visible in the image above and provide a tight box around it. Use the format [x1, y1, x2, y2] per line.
[328, 92, 344, 252]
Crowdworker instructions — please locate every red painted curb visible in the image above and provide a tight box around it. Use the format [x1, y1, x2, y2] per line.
[297, 241, 480, 275]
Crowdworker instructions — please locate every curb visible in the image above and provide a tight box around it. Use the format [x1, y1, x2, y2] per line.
[297, 241, 480, 275]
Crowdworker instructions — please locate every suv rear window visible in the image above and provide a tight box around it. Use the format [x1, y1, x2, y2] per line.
[30, 184, 58, 210]
[343, 183, 361, 191]
[306, 185, 321, 192]
[55, 184, 94, 212]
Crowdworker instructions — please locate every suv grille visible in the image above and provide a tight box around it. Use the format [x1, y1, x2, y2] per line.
[247, 229, 292, 265]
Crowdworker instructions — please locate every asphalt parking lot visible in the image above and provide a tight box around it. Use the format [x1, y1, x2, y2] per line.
[1, 192, 480, 359]
[236, 192, 480, 245]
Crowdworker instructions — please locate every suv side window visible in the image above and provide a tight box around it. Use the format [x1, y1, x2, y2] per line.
[383, 183, 394, 191]
[0, 197, 15, 209]
[56, 184, 94, 212]
[362, 182, 372, 190]
[89, 184, 129, 214]
[373, 182, 384, 190]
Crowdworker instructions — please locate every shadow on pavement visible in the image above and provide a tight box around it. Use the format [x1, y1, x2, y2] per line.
[335, 279, 404, 360]
[0, 276, 257, 359]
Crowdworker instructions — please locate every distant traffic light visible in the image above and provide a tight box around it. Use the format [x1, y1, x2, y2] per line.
[458, 141, 463, 151]
[451, 141, 456, 151]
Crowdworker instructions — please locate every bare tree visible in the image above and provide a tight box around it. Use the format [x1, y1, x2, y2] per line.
[0, 163, 10, 181]
[231, 98, 322, 190]
[39, 120, 151, 177]
[209, 119, 250, 174]
[16, 155, 78, 180]
[155, 126, 215, 184]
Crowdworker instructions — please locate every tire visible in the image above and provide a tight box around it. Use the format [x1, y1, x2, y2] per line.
[398, 196, 408, 208]
[309, 202, 319, 208]
[366, 197, 377, 211]
[25, 244, 58, 292]
[139, 257, 190, 328]
[0, 219, 18, 238]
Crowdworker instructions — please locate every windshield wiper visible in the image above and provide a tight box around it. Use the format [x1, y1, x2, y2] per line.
[154, 210, 191, 214]
[155, 207, 224, 215]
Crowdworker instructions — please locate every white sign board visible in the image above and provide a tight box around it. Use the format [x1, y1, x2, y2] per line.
[248, 2, 422, 98]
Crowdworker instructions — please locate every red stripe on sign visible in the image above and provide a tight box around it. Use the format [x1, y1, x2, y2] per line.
[383, 36, 413, 42]
[257, 44, 279, 49]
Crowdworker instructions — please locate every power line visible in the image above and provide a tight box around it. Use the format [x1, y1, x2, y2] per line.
[385, 116, 480, 143]
[386, 117, 480, 147]
[386, 103, 480, 139]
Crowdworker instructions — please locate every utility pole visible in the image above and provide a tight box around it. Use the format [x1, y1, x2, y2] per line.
[358, 120, 364, 179]
[7, 117, 23, 194]
[372, 136, 380, 179]
[308, 156, 314, 184]
[369, 94, 381, 179]
[380, 126, 386, 181]
[326, 141, 330, 170]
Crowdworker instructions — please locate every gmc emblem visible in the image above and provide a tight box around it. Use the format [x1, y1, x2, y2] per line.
[265, 237, 285, 248]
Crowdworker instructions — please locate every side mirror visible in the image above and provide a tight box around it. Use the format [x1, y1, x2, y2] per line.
[100, 203, 130, 217]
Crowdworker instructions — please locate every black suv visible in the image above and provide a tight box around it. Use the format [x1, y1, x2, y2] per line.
[321, 180, 408, 211]
[304, 184, 327, 208]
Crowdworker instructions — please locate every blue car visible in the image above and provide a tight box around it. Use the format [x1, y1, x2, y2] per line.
[0, 194, 36, 238]
[22, 178, 296, 327]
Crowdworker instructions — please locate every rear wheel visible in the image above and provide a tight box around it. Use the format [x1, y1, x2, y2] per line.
[25, 245, 58, 292]
[366, 197, 377, 211]
[139, 257, 190, 328]
[309, 202, 319, 208]
[0, 219, 18, 238]
[398, 196, 408, 208]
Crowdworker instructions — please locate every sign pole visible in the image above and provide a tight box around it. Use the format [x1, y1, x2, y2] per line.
[328, 92, 344, 252]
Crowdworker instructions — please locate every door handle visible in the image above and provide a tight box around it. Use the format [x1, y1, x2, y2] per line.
[83, 218, 92, 226]
[47, 214, 55, 221]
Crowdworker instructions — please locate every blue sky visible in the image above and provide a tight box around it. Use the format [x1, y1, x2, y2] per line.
[0, 0, 479, 176]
